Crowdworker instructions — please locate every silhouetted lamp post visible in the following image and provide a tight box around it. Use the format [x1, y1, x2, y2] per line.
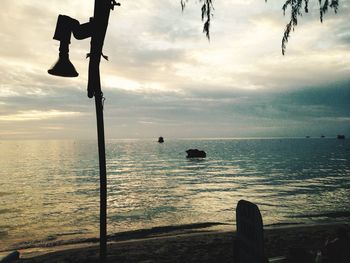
[48, 1, 120, 262]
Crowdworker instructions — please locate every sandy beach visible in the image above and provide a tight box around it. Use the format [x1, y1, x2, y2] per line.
[4, 222, 347, 262]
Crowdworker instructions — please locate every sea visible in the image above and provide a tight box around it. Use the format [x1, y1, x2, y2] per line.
[0, 138, 349, 251]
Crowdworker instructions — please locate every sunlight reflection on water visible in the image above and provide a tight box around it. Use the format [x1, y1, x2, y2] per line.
[0, 138, 349, 249]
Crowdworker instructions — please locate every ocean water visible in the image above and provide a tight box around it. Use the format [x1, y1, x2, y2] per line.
[0, 138, 349, 250]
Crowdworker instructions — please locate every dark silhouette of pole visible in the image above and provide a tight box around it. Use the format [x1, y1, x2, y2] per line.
[88, 1, 120, 262]
[48, 2, 119, 261]
[95, 94, 107, 262]
[88, 1, 118, 262]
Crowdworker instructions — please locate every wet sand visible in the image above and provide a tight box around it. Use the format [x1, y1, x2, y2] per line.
[9, 223, 350, 262]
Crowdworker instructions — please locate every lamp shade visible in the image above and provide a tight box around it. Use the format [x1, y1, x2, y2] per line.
[48, 56, 78, 77]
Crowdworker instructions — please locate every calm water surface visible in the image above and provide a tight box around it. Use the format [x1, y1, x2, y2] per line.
[0, 138, 349, 250]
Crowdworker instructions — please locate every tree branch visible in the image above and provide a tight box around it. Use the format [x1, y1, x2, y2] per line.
[181, 0, 214, 40]
[280, 0, 339, 55]
[181, 1, 339, 54]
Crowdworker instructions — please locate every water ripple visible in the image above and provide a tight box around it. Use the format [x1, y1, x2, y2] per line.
[0, 138, 349, 250]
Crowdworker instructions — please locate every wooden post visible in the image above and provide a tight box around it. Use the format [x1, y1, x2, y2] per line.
[95, 93, 107, 262]
[88, 0, 112, 262]
[49, 0, 118, 261]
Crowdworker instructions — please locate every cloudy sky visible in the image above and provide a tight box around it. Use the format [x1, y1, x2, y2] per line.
[0, 0, 349, 140]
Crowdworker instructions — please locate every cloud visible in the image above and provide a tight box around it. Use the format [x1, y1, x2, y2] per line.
[0, 0, 349, 139]
[0, 110, 83, 121]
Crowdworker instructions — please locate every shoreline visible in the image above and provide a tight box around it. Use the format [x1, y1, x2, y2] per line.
[4, 217, 350, 253]
[5, 222, 349, 262]
[1, 222, 230, 252]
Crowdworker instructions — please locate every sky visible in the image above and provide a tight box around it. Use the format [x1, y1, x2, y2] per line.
[0, 0, 349, 140]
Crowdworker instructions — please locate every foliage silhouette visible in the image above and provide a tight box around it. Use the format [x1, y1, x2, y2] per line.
[181, 0, 213, 40]
[181, 0, 339, 54]
[279, 0, 339, 55]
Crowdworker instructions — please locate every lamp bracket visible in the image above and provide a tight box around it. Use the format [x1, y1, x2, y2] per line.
[111, 0, 121, 10]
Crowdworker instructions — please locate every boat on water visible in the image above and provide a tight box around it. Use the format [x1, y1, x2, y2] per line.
[337, 135, 345, 139]
[158, 136, 164, 143]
